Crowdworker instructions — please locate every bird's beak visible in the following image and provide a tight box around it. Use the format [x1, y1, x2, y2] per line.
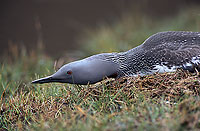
[31, 75, 67, 84]
[31, 75, 53, 84]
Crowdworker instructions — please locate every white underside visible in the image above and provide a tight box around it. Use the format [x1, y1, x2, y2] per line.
[135, 64, 178, 77]
[191, 56, 200, 64]
[152, 65, 178, 73]
[129, 56, 200, 77]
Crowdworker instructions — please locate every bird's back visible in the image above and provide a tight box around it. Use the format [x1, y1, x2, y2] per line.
[141, 31, 200, 50]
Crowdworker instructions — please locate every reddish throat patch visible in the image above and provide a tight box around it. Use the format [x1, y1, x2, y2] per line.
[67, 70, 72, 75]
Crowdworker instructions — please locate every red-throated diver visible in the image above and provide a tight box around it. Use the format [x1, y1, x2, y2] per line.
[32, 31, 200, 85]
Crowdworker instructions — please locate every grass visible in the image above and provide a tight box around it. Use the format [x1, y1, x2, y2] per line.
[1, 7, 200, 130]
[1, 65, 200, 130]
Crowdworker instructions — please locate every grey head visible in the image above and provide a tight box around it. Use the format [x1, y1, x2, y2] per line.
[32, 55, 119, 85]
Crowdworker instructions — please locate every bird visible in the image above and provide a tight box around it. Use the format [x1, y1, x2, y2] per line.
[32, 31, 200, 85]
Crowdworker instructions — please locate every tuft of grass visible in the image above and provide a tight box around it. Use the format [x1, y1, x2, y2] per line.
[0, 45, 53, 99]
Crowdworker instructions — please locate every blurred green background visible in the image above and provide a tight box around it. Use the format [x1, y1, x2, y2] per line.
[1, 0, 200, 59]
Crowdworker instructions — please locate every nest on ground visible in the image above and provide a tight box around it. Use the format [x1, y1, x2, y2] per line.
[80, 69, 200, 102]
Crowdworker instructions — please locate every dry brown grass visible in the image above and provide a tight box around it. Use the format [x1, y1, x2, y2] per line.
[1, 69, 200, 130]
[91, 69, 200, 101]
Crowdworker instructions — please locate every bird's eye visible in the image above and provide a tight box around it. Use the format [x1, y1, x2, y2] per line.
[67, 70, 72, 75]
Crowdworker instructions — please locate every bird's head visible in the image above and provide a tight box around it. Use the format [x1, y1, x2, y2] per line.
[31, 58, 119, 85]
